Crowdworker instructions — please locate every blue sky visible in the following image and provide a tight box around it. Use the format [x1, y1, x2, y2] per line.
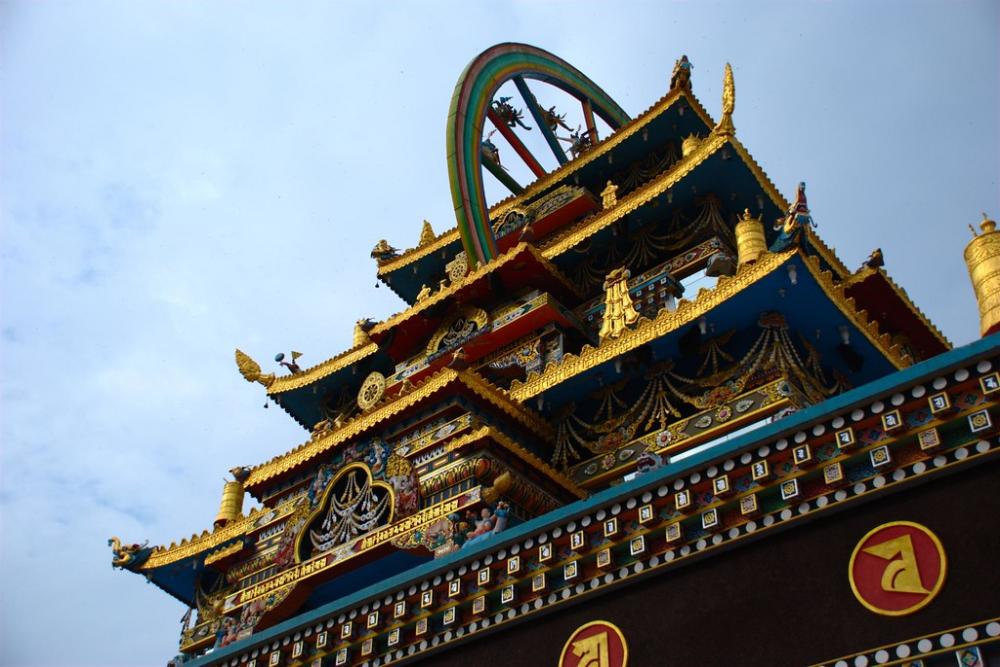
[0, 1, 996, 665]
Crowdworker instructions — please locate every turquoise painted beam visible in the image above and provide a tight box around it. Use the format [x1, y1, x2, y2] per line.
[514, 75, 568, 166]
[481, 147, 524, 195]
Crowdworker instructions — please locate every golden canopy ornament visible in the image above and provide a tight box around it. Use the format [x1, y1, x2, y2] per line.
[599, 267, 640, 340]
[235, 349, 275, 387]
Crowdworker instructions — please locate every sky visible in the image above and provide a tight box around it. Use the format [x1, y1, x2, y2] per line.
[0, 1, 996, 665]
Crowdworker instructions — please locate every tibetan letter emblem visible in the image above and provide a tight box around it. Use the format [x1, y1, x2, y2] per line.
[559, 620, 628, 667]
[848, 521, 946, 616]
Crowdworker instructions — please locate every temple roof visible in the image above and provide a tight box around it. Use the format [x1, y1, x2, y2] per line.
[844, 264, 951, 358]
[375, 86, 719, 292]
[509, 248, 913, 402]
[245, 367, 553, 492]
[369, 242, 582, 360]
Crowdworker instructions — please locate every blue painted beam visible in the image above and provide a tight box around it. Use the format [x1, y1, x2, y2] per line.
[514, 75, 569, 166]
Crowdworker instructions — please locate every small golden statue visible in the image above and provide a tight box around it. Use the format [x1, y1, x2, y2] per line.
[599, 267, 640, 340]
[600, 180, 618, 209]
[416, 284, 432, 302]
[419, 220, 435, 246]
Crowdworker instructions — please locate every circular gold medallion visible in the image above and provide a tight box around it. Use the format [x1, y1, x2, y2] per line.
[357, 371, 386, 410]
[848, 521, 946, 616]
[559, 620, 628, 667]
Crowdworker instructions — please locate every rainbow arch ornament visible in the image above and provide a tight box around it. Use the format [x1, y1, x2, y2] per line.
[446, 43, 630, 268]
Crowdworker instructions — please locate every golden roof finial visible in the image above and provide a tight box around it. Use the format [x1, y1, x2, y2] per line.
[419, 220, 436, 246]
[980, 211, 997, 234]
[715, 63, 735, 136]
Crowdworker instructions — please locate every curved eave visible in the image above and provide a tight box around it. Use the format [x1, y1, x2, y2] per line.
[369, 243, 582, 340]
[844, 266, 952, 356]
[245, 369, 553, 493]
[375, 86, 714, 279]
[448, 425, 587, 500]
[135, 504, 298, 571]
[538, 130, 786, 259]
[508, 248, 912, 402]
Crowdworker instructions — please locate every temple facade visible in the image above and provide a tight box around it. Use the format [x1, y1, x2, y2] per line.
[111, 44, 1000, 667]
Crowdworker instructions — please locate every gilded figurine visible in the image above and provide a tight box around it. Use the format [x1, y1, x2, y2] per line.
[492, 96, 532, 130]
[600, 180, 619, 209]
[416, 284, 432, 302]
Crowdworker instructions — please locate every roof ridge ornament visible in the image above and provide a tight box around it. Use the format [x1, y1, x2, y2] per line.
[419, 220, 436, 246]
[670, 55, 693, 91]
[715, 63, 735, 136]
[235, 349, 275, 388]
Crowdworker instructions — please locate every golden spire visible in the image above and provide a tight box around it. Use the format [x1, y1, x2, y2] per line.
[599, 267, 640, 340]
[964, 212, 1000, 336]
[715, 63, 735, 135]
[419, 220, 435, 246]
[235, 349, 275, 387]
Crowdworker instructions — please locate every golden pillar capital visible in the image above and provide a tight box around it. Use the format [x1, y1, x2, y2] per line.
[964, 213, 1000, 337]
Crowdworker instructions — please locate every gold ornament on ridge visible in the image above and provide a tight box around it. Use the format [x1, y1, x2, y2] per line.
[235, 349, 275, 387]
[419, 220, 435, 246]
